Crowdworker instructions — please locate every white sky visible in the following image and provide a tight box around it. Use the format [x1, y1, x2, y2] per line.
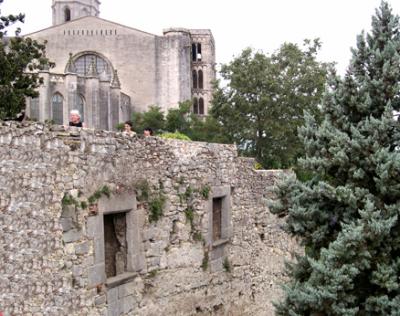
[2, 0, 400, 75]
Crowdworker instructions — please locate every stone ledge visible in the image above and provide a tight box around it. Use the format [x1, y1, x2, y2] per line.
[106, 272, 137, 289]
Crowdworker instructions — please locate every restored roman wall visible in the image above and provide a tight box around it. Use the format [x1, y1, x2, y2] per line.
[0, 122, 297, 316]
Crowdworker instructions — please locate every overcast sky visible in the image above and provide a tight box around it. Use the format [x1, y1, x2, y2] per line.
[2, 0, 400, 75]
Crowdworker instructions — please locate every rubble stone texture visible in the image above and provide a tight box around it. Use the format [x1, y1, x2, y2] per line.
[0, 122, 298, 315]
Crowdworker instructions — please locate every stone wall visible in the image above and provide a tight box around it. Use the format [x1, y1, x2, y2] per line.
[0, 122, 297, 316]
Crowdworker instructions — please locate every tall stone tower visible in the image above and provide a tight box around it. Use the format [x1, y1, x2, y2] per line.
[52, 0, 100, 26]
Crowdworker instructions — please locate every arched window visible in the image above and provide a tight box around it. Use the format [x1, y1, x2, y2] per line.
[197, 43, 202, 61]
[192, 43, 202, 61]
[52, 93, 64, 125]
[68, 53, 112, 80]
[198, 70, 204, 89]
[64, 7, 71, 22]
[199, 98, 205, 115]
[76, 95, 85, 122]
[81, 8, 89, 17]
[192, 70, 198, 89]
[193, 98, 199, 114]
[30, 97, 39, 120]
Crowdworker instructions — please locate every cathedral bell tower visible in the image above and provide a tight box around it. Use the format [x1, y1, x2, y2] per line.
[52, 0, 101, 26]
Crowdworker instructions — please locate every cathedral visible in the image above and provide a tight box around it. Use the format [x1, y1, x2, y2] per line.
[26, 0, 216, 130]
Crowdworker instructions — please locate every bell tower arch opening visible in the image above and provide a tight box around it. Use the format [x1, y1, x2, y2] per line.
[52, 0, 101, 26]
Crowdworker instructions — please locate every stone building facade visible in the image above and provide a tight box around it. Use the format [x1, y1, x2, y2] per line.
[26, 0, 216, 130]
[0, 122, 297, 316]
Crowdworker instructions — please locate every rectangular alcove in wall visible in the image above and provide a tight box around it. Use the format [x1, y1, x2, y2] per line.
[86, 191, 145, 289]
[207, 185, 232, 272]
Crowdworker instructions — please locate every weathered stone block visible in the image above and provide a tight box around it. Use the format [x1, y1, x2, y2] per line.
[62, 229, 82, 243]
[88, 263, 106, 287]
[75, 241, 90, 255]
[118, 281, 135, 298]
[95, 294, 106, 306]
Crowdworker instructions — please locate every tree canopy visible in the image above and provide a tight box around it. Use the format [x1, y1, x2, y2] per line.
[271, 1, 400, 314]
[0, 0, 53, 120]
[211, 41, 332, 168]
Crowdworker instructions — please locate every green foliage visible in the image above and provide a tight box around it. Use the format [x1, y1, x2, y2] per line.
[165, 100, 192, 133]
[132, 105, 165, 135]
[254, 162, 263, 170]
[116, 122, 124, 131]
[148, 269, 158, 278]
[211, 41, 332, 168]
[184, 207, 194, 229]
[201, 251, 209, 271]
[200, 185, 210, 199]
[62, 193, 79, 207]
[88, 185, 111, 205]
[0, 1, 54, 119]
[223, 257, 231, 273]
[135, 179, 150, 202]
[148, 193, 166, 223]
[80, 201, 88, 210]
[131, 100, 231, 144]
[159, 132, 191, 141]
[271, 2, 400, 314]
[193, 231, 204, 242]
[184, 186, 193, 200]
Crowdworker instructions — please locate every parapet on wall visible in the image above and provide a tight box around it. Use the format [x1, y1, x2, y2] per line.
[0, 122, 297, 316]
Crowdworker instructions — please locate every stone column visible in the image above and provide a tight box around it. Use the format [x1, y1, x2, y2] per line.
[99, 72, 111, 130]
[111, 70, 122, 131]
[38, 70, 51, 122]
[65, 72, 78, 125]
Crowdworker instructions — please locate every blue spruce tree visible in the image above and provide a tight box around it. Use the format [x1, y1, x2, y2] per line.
[271, 1, 400, 314]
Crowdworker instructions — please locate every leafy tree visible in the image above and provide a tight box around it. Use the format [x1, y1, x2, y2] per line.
[0, 0, 53, 120]
[271, 2, 400, 314]
[164, 100, 231, 143]
[132, 105, 165, 135]
[211, 41, 331, 168]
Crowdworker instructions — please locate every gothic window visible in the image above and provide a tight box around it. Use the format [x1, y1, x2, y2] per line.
[198, 70, 204, 89]
[193, 98, 199, 114]
[76, 95, 85, 122]
[192, 70, 198, 89]
[52, 93, 64, 125]
[30, 97, 39, 120]
[199, 98, 205, 115]
[64, 7, 71, 22]
[69, 53, 112, 80]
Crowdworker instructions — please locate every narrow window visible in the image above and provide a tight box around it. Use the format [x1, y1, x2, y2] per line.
[192, 70, 198, 89]
[104, 212, 127, 278]
[193, 98, 199, 114]
[192, 43, 197, 61]
[198, 70, 204, 89]
[77, 95, 85, 122]
[52, 93, 64, 125]
[197, 43, 202, 61]
[199, 98, 205, 115]
[30, 97, 39, 120]
[212, 197, 222, 241]
[65, 7, 71, 22]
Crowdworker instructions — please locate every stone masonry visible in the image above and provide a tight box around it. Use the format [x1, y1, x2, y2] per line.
[0, 122, 297, 315]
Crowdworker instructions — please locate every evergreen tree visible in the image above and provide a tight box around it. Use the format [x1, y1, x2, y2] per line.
[271, 2, 400, 315]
